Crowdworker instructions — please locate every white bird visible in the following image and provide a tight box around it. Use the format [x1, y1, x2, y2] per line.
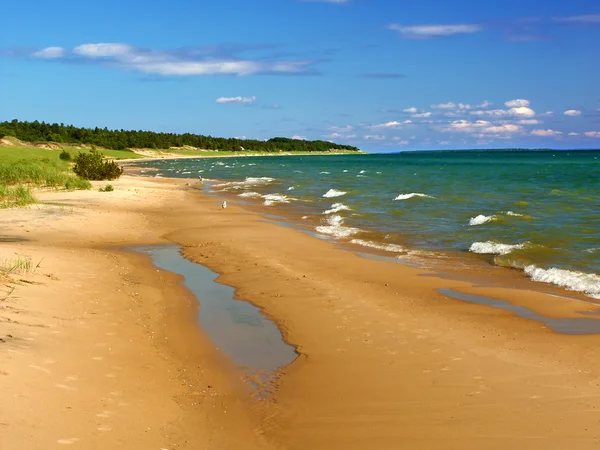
[222, 201, 227, 209]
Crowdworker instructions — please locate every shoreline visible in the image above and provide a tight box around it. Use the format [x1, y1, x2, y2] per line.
[2, 174, 600, 448]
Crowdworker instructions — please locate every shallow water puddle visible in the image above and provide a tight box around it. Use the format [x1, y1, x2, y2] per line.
[438, 288, 600, 335]
[133, 245, 298, 393]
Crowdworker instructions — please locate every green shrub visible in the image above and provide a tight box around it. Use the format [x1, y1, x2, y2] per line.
[99, 184, 114, 192]
[73, 150, 123, 181]
[59, 150, 72, 161]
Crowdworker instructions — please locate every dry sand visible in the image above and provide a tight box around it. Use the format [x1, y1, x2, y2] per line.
[2, 175, 600, 449]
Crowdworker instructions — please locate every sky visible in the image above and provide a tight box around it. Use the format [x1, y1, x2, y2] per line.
[1, 0, 599, 152]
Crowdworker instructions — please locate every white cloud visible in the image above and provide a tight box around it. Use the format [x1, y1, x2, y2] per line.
[505, 99, 530, 108]
[215, 96, 257, 104]
[564, 109, 582, 117]
[432, 102, 456, 109]
[291, 135, 306, 140]
[32, 47, 65, 58]
[568, 132, 579, 136]
[531, 129, 563, 137]
[584, 131, 600, 138]
[508, 106, 536, 118]
[447, 120, 521, 135]
[387, 24, 482, 39]
[403, 107, 418, 113]
[412, 112, 432, 118]
[484, 124, 522, 134]
[541, 111, 554, 116]
[364, 134, 386, 141]
[477, 100, 493, 108]
[73, 43, 133, 57]
[519, 119, 541, 125]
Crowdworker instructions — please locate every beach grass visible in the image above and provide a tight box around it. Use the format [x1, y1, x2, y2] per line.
[0, 146, 95, 207]
[0, 254, 38, 275]
[0, 184, 36, 208]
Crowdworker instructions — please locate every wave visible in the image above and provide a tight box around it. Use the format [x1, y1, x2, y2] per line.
[585, 247, 600, 254]
[469, 241, 526, 255]
[524, 266, 600, 299]
[324, 203, 351, 215]
[316, 214, 360, 239]
[394, 193, 435, 201]
[350, 239, 405, 253]
[238, 191, 262, 198]
[216, 176, 275, 190]
[263, 194, 293, 206]
[469, 214, 495, 226]
[287, 186, 295, 191]
[320, 171, 330, 175]
[323, 189, 347, 198]
[506, 211, 523, 217]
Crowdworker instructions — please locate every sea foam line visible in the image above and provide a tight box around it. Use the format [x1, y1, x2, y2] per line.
[350, 239, 405, 253]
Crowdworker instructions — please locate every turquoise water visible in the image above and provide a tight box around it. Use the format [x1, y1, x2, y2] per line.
[135, 150, 600, 299]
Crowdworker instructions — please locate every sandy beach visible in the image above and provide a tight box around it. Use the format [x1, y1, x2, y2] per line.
[2, 174, 600, 449]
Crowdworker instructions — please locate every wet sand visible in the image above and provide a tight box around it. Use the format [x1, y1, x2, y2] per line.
[2, 175, 600, 449]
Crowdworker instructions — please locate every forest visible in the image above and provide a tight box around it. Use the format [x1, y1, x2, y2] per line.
[0, 120, 361, 153]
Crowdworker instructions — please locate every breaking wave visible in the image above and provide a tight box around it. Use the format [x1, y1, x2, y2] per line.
[469, 241, 526, 255]
[469, 214, 495, 226]
[316, 215, 360, 239]
[324, 203, 351, 215]
[323, 189, 347, 198]
[524, 266, 600, 299]
[350, 239, 405, 253]
[394, 193, 435, 201]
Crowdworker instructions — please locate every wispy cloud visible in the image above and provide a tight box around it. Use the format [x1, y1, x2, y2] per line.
[553, 14, 600, 24]
[216, 96, 257, 105]
[367, 120, 412, 129]
[564, 109, 582, 116]
[584, 131, 600, 138]
[25, 42, 320, 76]
[32, 46, 65, 58]
[387, 24, 482, 39]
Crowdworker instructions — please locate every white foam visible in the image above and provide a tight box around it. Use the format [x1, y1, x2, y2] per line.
[524, 266, 600, 299]
[320, 171, 330, 175]
[469, 241, 526, 255]
[287, 186, 295, 191]
[263, 194, 293, 206]
[238, 191, 262, 198]
[585, 247, 600, 254]
[324, 203, 351, 215]
[323, 189, 347, 198]
[316, 215, 360, 239]
[506, 211, 523, 217]
[394, 193, 434, 200]
[215, 176, 275, 190]
[359, 170, 366, 174]
[350, 239, 405, 253]
[469, 214, 494, 226]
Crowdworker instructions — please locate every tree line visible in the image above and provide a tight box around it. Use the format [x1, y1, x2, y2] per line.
[0, 120, 360, 153]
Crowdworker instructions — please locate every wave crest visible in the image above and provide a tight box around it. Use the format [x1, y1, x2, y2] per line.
[469, 241, 526, 255]
[394, 193, 434, 201]
[323, 189, 347, 198]
[524, 266, 600, 299]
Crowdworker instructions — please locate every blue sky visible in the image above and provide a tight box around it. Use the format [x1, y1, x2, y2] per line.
[1, 0, 599, 151]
